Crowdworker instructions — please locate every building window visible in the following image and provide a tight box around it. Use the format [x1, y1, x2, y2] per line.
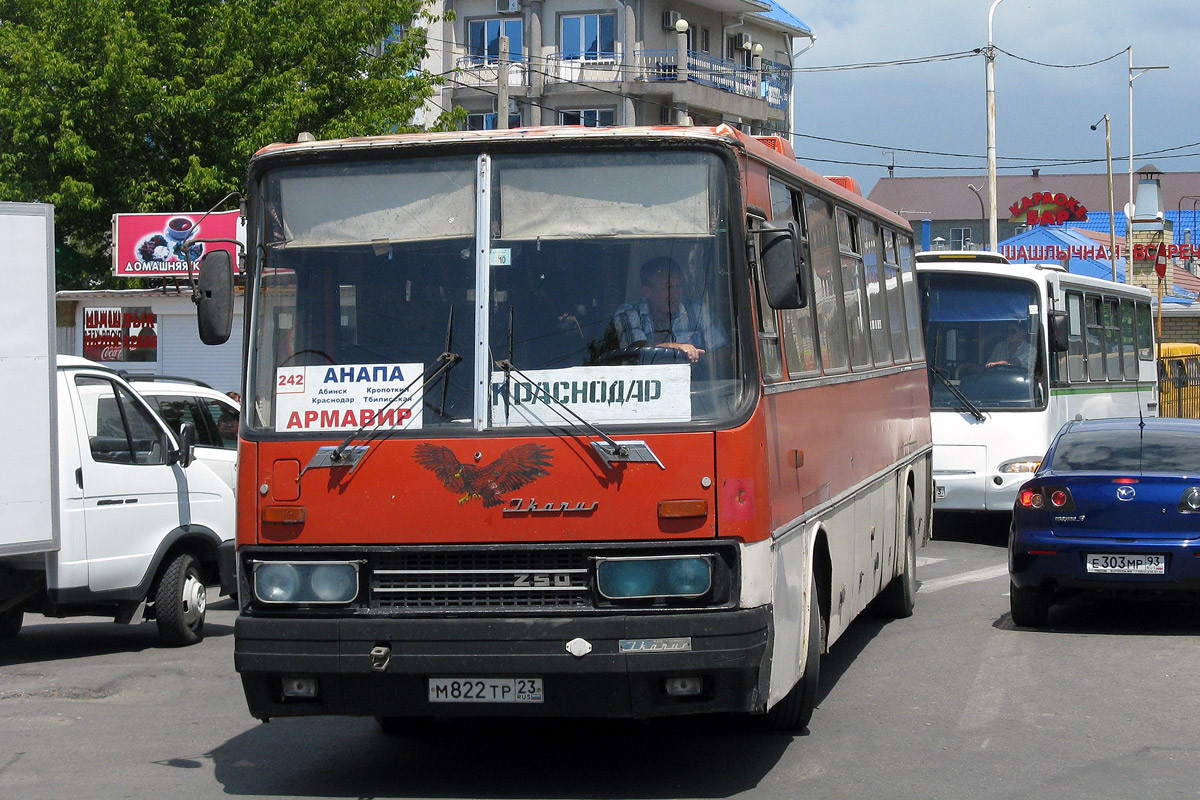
[699, 27, 710, 53]
[950, 227, 973, 250]
[468, 18, 524, 64]
[560, 109, 614, 127]
[466, 112, 522, 130]
[726, 35, 751, 68]
[561, 14, 615, 61]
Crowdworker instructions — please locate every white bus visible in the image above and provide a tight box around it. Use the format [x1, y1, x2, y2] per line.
[916, 251, 1157, 513]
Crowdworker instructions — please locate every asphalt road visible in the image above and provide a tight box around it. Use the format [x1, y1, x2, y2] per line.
[3, 514, 1200, 800]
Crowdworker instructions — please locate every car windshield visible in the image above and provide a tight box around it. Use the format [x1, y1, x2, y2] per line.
[1050, 428, 1200, 473]
[919, 272, 1044, 410]
[246, 148, 748, 435]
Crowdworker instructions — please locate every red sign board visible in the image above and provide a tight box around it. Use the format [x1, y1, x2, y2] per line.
[1008, 192, 1089, 226]
[1155, 243, 1168, 278]
[111, 210, 241, 277]
[82, 306, 158, 362]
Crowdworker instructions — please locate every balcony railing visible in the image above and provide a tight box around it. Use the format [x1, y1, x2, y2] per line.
[452, 49, 789, 112]
[455, 54, 529, 88]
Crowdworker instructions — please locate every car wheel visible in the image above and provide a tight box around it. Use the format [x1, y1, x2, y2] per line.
[1010, 581, 1048, 628]
[0, 605, 23, 639]
[758, 586, 824, 732]
[876, 488, 917, 618]
[155, 553, 206, 646]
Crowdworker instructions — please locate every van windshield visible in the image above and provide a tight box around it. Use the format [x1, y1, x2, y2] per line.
[246, 149, 749, 434]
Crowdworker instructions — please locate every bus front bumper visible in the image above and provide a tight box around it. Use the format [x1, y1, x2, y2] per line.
[234, 608, 771, 721]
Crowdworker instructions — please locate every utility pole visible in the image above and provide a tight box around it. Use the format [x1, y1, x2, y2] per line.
[498, 36, 510, 130]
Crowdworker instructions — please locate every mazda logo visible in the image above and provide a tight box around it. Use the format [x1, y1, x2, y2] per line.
[1116, 485, 1136, 501]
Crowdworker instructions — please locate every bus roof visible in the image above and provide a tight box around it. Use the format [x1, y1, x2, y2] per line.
[915, 250, 1010, 265]
[250, 125, 912, 231]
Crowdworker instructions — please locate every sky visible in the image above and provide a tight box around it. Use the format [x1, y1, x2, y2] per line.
[776, 0, 1200, 197]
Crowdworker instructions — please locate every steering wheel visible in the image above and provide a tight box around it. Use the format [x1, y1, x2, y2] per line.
[595, 345, 692, 366]
[278, 349, 335, 367]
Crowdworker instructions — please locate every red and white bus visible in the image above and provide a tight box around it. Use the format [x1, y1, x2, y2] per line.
[196, 125, 932, 731]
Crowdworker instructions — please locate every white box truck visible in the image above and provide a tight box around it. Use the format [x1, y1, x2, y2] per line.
[0, 202, 235, 646]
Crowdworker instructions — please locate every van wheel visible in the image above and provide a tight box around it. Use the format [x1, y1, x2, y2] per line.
[758, 589, 824, 732]
[0, 605, 23, 639]
[155, 553, 206, 646]
[876, 488, 917, 618]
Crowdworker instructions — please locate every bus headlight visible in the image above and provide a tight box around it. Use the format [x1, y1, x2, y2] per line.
[596, 556, 712, 600]
[253, 561, 360, 604]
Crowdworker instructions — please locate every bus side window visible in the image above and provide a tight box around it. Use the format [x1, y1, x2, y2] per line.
[1066, 292, 1086, 382]
[898, 235, 924, 360]
[1136, 302, 1153, 360]
[883, 230, 910, 363]
[1085, 295, 1105, 380]
[1119, 299, 1137, 379]
[770, 179, 819, 378]
[1103, 298, 1121, 380]
[836, 208, 872, 369]
[806, 194, 849, 374]
[860, 218, 892, 367]
[751, 204, 783, 382]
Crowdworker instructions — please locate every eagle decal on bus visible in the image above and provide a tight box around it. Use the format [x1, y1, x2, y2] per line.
[414, 443, 553, 507]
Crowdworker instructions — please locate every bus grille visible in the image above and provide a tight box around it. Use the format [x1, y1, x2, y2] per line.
[370, 550, 592, 610]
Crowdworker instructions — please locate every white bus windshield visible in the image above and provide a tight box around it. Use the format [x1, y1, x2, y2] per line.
[247, 150, 747, 434]
[919, 272, 1045, 410]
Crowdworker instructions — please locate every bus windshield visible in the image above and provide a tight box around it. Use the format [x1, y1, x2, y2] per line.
[919, 272, 1045, 410]
[247, 149, 748, 434]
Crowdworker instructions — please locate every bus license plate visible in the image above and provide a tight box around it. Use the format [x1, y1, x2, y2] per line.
[428, 678, 544, 704]
[1085, 554, 1165, 575]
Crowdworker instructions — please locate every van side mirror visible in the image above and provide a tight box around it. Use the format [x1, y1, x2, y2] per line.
[759, 220, 807, 309]
[171, 421, 196, 468]
[195, 250, 234, 345]
[1050, 312, 1069, 353]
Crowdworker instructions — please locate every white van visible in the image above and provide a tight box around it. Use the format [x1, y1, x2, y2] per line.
[0, 357, 235, 645]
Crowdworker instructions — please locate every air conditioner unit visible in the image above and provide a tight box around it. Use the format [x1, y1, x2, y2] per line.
[737, 33, 752, 50]
[662, 10, 681, 30]
[496, 0, 520, 14]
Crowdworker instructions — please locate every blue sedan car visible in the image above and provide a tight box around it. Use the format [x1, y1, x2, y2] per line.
[1009, 417, 1200, 627]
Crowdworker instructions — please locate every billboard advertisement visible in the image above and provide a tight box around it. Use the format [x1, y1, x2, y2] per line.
[111, 210, 242, 277]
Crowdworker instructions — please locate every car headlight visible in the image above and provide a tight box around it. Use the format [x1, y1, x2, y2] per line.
[596, 556, 713, 600]
[253, 561, 359, 604]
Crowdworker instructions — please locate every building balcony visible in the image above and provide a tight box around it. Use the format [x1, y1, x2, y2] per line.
[455, 55, 530, 88]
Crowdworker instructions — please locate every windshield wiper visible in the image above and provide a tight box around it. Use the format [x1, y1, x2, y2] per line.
[930, 366, 986, 421]
[495, 359, 665, 470]
[301, 351, 462, 474]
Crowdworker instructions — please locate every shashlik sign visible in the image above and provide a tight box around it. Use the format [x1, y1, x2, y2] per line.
[111, 210, 242, 276]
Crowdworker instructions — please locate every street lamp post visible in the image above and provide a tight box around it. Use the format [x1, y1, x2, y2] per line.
[1090, 115, 1117, 282]
[1127, 47, 1169, 276]
[985, 0, 1006, 252]
[967, 184, 986, 248]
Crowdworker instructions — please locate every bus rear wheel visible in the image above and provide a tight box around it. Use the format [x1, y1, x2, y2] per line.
[876, 488, 917, 618]
[759, 591, 823, 732]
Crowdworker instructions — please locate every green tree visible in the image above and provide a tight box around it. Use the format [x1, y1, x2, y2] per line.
[0, 0, 461, 288]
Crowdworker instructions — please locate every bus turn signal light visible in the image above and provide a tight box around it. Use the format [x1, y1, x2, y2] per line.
[262, 506, 306, 524]
[658, 500, 709, 519]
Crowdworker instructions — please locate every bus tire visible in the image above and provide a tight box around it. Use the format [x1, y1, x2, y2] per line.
[759, 592, 823, 732]
[1009, 581, 1049, 628]
[876, 488, 917, 618]
[0, 605, 23, 639]
[155, 552, 206, 647]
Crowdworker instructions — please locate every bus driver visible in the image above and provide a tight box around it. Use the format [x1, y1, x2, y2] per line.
[611, 257, 725, 363]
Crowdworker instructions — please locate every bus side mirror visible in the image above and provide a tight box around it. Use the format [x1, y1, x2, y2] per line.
[760, 220, 807, 310]
[1050, 312, 1069, 353]
[195, 250, 234, 346]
